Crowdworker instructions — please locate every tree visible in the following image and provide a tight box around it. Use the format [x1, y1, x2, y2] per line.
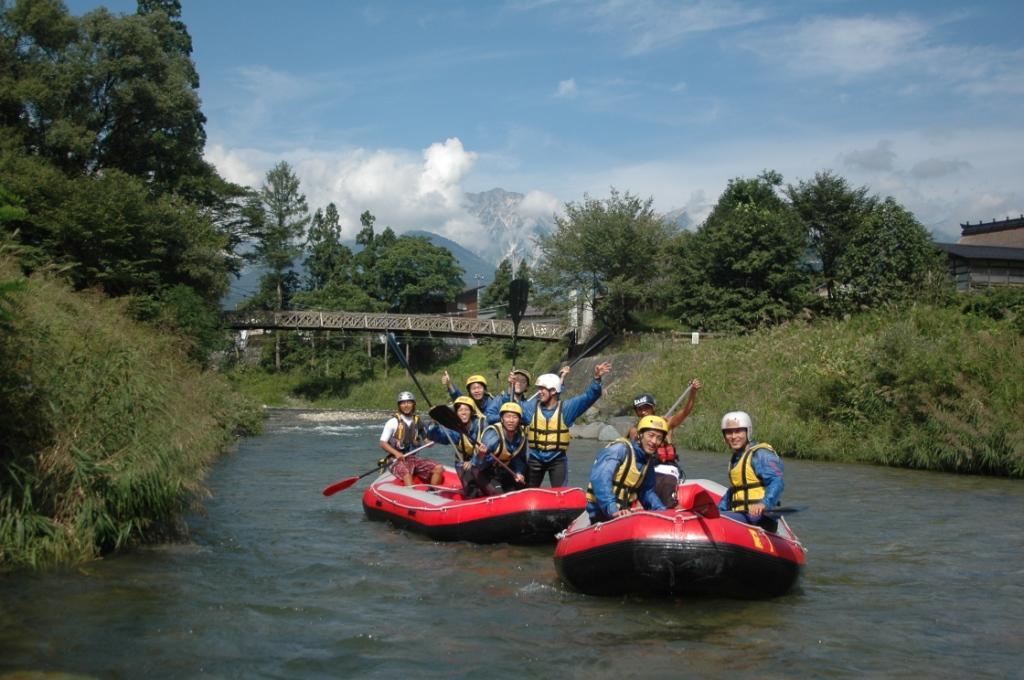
[832, 197, 947, 311]
[534, 189, 673, 331]
[786, 171, 876, 303]
[670, 171, 809, 331]
[304, 203, 352, 291]
[480, 258, 513, 317]
[373, 235, 464, 313]
[248, 161, 309, 369]
[0, 1, 212, 195]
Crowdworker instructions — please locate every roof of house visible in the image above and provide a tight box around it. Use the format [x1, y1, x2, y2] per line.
[936, 242, 1024, 262]
[959, 215, 1024, 236]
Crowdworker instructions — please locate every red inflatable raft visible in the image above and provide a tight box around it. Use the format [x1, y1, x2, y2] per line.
[554, 479, 806, 598]
[362, 467, 587, 544]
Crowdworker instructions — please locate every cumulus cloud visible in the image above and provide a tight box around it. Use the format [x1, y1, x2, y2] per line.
[842, 140, 897, 172]
[517, 190, 562, 220]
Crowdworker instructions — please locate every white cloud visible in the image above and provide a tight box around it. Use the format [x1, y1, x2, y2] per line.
[517, 190, 562, 220]
[742, 14, 1024, 96]
[555, 78, 578, 98]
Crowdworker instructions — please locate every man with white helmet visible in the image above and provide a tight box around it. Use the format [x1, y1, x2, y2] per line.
[718, 411, 785, 531]
[517, 361, 613, 488]
[585, 415, 668, 522]
[379, 391, 444, 487]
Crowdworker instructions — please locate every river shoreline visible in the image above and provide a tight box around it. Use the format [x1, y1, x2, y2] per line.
[265, 406, 631, 440]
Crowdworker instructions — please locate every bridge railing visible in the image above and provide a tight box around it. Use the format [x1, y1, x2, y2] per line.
[223, 310, 572, 341]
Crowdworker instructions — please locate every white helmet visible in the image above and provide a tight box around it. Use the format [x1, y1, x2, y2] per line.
[721, 411, 752, 437]
[535, 373, 562, 393]
[396, 391, 416, 404]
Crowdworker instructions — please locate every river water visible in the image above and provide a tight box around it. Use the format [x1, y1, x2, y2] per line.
[2, 410, 1022, 679]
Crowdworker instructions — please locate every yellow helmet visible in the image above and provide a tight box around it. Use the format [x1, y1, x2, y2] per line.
[466, 374, 488, 389]
[452, 396, 477, 411]
[499, 402, 523, 417]
[637, 415, 669, 435]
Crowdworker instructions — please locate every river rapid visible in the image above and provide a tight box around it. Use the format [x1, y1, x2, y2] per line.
[2, 409, 1022, 679]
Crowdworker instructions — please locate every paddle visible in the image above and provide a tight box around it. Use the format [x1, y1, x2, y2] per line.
[662, 382, 694, 420]
[429, 403, 524, 481]
[385, 332, 435, 408]
[322, 441, 436, 496]
[764, 506, 807, 516]
[508, 277, 529, 370]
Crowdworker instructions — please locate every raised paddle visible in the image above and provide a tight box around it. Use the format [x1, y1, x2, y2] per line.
[662, 382, 694, 419]
[385, 332, 435, 408]
[508, 277, 529, 370]
[429, 403, 524, 481]
[322, 441, 436, 496]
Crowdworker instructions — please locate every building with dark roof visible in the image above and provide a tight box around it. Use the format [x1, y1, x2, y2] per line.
[936, 215, 1024, 291]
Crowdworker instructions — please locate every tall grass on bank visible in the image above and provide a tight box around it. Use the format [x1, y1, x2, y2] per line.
[0, 259, 262, 570]
[611, 304, 1024, 477]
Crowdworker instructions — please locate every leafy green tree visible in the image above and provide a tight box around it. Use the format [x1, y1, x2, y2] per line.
[0, 0, 211, 195]
[535, 188, 673, 331]
[247, 161, 309, 369]
[480, 258, 513, 317]
[786, 171, 876, 303]
[374, 235, 464, 312]
[832, 197, 947, 311]
[670, 171, 809, 331]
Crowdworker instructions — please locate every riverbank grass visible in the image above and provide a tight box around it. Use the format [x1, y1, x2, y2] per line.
[0, 259, 262, 570]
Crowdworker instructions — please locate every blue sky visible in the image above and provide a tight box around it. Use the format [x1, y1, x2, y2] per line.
[67, 1, 1024, 247]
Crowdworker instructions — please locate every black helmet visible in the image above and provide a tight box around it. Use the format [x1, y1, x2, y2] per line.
[633, 393, 656, 409]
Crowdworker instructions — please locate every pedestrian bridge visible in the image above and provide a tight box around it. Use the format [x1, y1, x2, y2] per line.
[223, 310, 573, 342]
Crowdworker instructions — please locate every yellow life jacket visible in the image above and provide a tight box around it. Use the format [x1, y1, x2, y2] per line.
[392, 412, 426, 452]
[483, 423, 527, 463]
[453, 414, 485, 461]
[728, 442, 776, 512]
[586, 438, 654, 510]
[526, 400, 571, 452]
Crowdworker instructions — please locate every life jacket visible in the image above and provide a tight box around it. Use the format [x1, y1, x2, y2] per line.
[453, 415, 485, 461]
[586, 438, 654, 510]
[483, 423, 527, 463]
[391, 412, 426, 452]
[527, 400, 571, 453]
[728, 442, 776, 512]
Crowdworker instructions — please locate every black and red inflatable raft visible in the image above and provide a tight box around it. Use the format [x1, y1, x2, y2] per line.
[362, 468, 587, 544]
[554, 479, 806, 598]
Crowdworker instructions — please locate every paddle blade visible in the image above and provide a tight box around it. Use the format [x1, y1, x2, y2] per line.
[764, 505, 807, 516]
[429, 404, 461, 432]
[509, 278, 529, 326]
[322, 476, 359, 496]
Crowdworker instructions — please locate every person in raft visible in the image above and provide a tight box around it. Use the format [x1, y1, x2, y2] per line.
[585, 415, 669, 523]
[517, 361, 612, 488]
[379, 391, 445, 487]
[718, 411, 784, 532]
[441, 372, 496, 416]
[425, 396, 486, 498]
[473, 402, 528, 496]
[626, 379, 703, 508]
[507, 367, 532, 403]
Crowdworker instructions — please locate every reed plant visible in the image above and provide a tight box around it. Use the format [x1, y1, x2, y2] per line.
[0, 258, 262, 570]
[610, 303, 1024, 477]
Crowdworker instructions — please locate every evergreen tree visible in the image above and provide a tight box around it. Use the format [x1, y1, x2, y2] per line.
[480, 258, 513, 317]
[248, 161, 309, 369]
[304, 203, 351, 291]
